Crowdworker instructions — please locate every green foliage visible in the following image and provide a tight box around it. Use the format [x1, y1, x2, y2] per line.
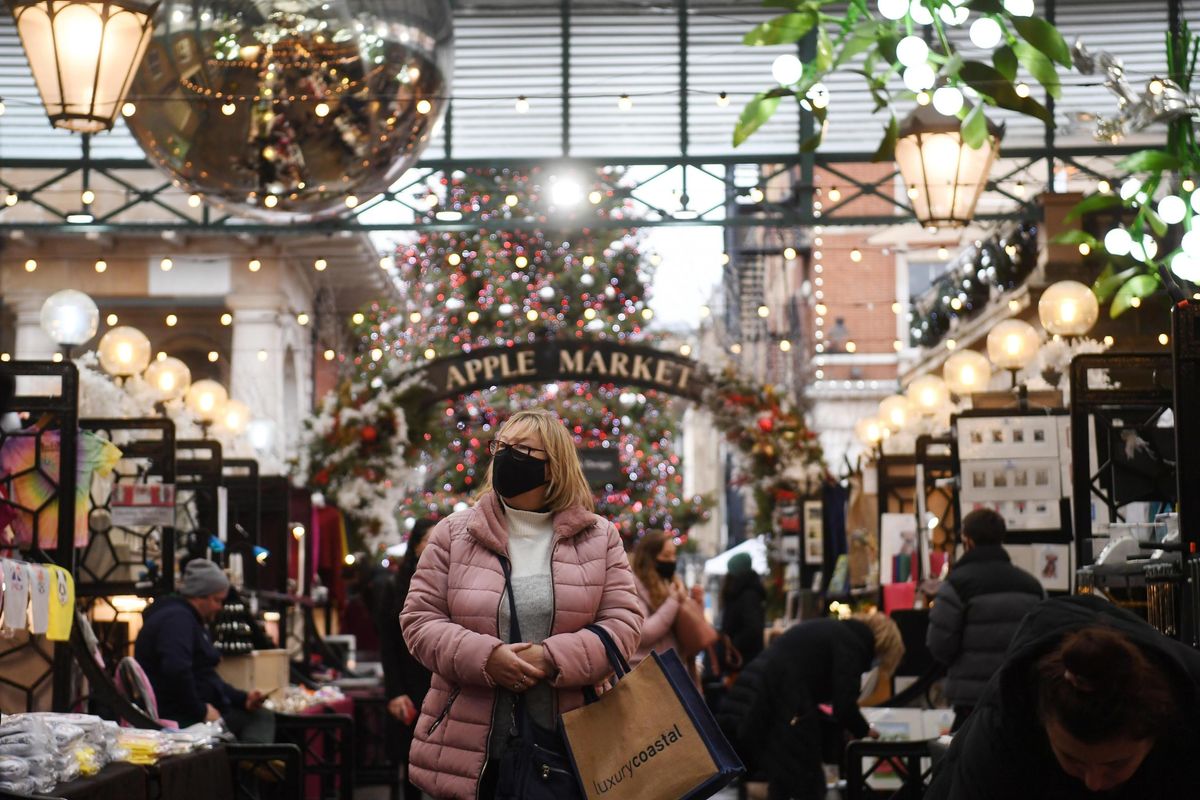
[1111, 273, 1161, 317]
[1092, 264, 1142, 305]
[735, 90, 784, 147]
[1011, 16, 1072, 67]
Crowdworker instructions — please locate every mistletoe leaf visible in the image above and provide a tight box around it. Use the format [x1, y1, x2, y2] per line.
[1092, 264, 1139, 303]
[1050, 229, 1099, 247]
[959, 60, 1053, 122]
[1116, 149, 1183, 173]
[993, 45, 1018, 81]
[1111, 273, 1160, 317]
[800, 103, 827, 152]
[1064, 191, 1123, 222]
[734, 90, 781, 147]
[1012, 15, 1072, 68]
[1014, 40, 1061, 99]
[743, 11, 817, 46]
[872, 113, 899, 162]
[965, 0, 1005, 12]
[961, 104, 989, 149]
[815, 26, 834, 73]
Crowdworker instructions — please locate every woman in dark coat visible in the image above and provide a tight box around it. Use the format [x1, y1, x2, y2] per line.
[927, 595, 1200, 799]
[717, 612, 904, 800]
[720, 552, 766, 665]
[377, 519, 436, 799]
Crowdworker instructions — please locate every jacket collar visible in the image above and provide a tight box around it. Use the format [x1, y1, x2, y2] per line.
[954, 543, 1011, 568]
[464, 491, 598, 555]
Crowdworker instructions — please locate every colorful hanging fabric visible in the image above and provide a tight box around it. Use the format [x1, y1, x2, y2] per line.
[45, 564, 74, 641]
[1, 559, 29, 630]
[0, 429, 122, 550]
[27, 563, 50, 634]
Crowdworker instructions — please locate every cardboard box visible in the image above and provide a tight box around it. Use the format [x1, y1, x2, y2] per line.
[217, 649, 289, 693]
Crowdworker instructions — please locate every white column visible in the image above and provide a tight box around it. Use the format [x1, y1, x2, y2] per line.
[8, 291, 55, 359]
[229, 304, 287, 470]
[683, 406, 723, 557]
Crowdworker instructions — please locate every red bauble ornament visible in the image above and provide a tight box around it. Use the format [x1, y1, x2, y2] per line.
[314, 469, 329, 486]
[362, 425, 378, 443]
[757, 415, 775, 433]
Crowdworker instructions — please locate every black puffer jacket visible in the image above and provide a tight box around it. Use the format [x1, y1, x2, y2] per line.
[926, 595, 1200, 800]
[717, 619, 875, 800]
[926, 544, 1044, 706]
[720, 571, 766, 665]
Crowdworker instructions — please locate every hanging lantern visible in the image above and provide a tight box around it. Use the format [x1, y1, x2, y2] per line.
[895, 103, 1003, 229]
[39, 289, 99, 347]
[1038, 280, 1100, 337]
[987, 319, 1040, 370]
[943, 350, 992, 396]
[5, 0, 160, 132]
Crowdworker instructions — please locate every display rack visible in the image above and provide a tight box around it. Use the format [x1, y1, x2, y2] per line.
[0, 361, 79, 712]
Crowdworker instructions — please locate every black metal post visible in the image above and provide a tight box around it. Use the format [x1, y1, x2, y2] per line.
[561, 0, 571, 157]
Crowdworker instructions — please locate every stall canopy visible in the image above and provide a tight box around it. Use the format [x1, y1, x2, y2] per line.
[703, 536, 770, 577]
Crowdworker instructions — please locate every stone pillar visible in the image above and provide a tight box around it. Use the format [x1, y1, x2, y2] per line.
[683, 405, 723, 558]
[228, 300, 287, 469]
[8, 291, 55, 359]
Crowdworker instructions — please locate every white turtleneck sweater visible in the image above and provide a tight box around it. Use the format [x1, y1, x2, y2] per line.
[489, 503, 557, 752]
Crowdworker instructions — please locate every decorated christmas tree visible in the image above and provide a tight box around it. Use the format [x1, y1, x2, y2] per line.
[320, 167, 712, 549]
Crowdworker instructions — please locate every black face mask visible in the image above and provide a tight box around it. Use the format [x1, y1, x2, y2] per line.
[655, 560, 677, 581]
[492, 447, 549, 499]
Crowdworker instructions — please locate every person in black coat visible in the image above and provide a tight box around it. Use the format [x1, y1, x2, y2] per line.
[377, 519, 436, 799]
[927, 595, 1200, 799]
[721, 552, 766, 665]
[717, 612, 905, 800]
[134, 559, 268, 735]
[926, 508, 1044, 730]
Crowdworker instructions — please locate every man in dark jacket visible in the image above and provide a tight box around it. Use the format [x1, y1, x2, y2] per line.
[926, 595, 1200, 799]
[926, 508, 1043, 730]
[135, 559, 267, 733]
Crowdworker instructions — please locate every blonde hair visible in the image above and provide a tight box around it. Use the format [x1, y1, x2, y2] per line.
[853, 611, 905, 675]
[631, 530, 672, 610]
[476, 408, 595, 513]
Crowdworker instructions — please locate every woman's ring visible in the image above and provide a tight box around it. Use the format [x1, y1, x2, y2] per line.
[513, 681, 522, 690]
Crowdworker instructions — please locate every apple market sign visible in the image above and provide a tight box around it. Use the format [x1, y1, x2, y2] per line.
[413, 339, 706, 405]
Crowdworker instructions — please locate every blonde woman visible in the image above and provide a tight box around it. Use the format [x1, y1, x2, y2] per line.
[717, 611, 905, 800]
[401, 408, 644, 799]
[629, 529, 689, 665]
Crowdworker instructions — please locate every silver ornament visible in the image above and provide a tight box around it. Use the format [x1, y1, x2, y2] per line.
[126, 0, 452, 221]
[1073, 39, 1197, 143]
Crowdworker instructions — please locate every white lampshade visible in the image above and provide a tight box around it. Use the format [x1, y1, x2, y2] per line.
[143, 356, 190, 401]
[895, 104, 1002, 229]
[1038, 280, 1100, 337]
[878, 394, 911, 432]
[943, 350, 992, 396]
[40, 289, 99, 346]
[220, 399, 250, 435]
[987, 319, 1040, 370]
[855, 417, 888, 446]
[185, 379, 228, 423]
[906, 374, 950, 415]
[97, 325, 151, 377]
[6, 0, 158, 132]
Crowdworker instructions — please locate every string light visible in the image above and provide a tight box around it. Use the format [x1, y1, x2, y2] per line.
[24, 259, 36, 272]
[81, 189, 95, 205]
[505, 194, 519, 206]
[1097, 179, 1111, 193]
[106, 313, 118, 325]
[850, 248, 863, 262]
[95, 259, 107, 273]
[618, 94, 633, 111]
[467, 310, 480, 323]
[296, 312, 310, 325]
[716, 91, 729, 107]
[221, 102, 236, 116]
[588, 190, 603, 204]
[208, 351, 219, 362]
[160, 257, 173, 271]
[447, 253, 462, 266]
[845, 341, 858, 353]
[515, 95, 530, 113]
[352, 312, 365, 324]
[1159, 333, 1169, 345]
[314, 258, 328, 271]
[730, 343, 742, 354]
[315, 102, 330, 117]
[121, 102, 136, 117]
[757, 305, 770, 318]
[165, 314, 178, 327]
[264, 195, 279, 208]
[783, 247, 797, 260]
[220, 313, 233, 326]
[424, 348, 436, 359]
[679, 344, 692, 356]
[779, 340, 792, 352]
[827, 187, 841, 202]
[416, 99, 432, 114]
[1079, 243, 1091, 255]
[248, 258, 261, 272]
[1015, 82, 1031, 98]
[324, 349, 336, 360]
[345, 195, 359, 208]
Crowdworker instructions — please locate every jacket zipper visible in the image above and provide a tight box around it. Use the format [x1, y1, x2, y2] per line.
[475, 557, 506, 800]
[426, 687, 460, 736]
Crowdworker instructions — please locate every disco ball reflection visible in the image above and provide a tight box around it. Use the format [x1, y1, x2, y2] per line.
[125, 0, 452, 220]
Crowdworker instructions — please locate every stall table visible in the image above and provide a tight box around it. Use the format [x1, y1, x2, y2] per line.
[39, 762, 147, 800]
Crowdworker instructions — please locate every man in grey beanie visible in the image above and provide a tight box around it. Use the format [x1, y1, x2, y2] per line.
[135, 559, 267, 733]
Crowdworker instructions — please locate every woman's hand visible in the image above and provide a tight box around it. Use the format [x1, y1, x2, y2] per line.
[669, 580, 689, 603]
[511, 643, 558, 682]
[486, 643, 547, 692]
[388, 695, 418, 725]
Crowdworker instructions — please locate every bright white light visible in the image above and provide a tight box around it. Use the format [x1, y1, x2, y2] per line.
[1128, 235, 1158, 263]
[1004, 0, 1034, 16]
[550, 177, 583, 206]
[1172, 251, 1200, 281]
[909, 0, 934, 24]
[1120, 178, 1142, 201]
[896, 36, 929, 67]
[1158, 195, 1187, 225]
[772, 54, 804, 85]
[1191, 191, 1200, 214]
[969, 17, 1003, 49]
[903, 64, 937, 92]
[932, 87, 964, 116]
[877, 0, 908, 20]
[1104, 228, 1132, 256]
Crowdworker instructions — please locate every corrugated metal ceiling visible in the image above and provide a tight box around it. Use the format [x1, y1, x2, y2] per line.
[0, 0, 1175, 162]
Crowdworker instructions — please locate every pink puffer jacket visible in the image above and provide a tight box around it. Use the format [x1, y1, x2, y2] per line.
[400, 491, 643, 800]
[631, 575, 680, 666]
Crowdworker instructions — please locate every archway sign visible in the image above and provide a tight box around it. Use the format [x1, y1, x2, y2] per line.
[411, 338, 706, 406]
